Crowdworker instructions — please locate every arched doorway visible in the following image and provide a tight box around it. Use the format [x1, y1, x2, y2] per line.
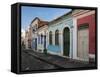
[63, 27, 70, 56]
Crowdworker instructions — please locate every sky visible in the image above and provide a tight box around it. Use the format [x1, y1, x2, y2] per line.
[21, 6, 71, 31]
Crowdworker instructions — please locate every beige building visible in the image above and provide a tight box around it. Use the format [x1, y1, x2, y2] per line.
[30, 17, 48, 52]
[37, 24, 48, 52]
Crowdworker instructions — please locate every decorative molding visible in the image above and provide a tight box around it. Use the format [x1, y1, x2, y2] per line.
[49, 18, 72, 27]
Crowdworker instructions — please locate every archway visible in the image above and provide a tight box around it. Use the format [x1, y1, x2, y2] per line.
[63, 27, 70, 56]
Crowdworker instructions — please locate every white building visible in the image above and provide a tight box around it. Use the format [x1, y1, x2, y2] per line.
[36, 25, 48, 52]
[30, 17, 48, 52]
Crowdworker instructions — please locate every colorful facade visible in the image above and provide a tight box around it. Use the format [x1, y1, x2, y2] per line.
[47, 11, 74, 59]
[30, 17, 48, 52]
[36, 25, 48, 53]
[24, 10, 96, 62]
[72, 10, 96, 61]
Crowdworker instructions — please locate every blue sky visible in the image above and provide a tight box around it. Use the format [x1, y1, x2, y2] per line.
[21, 6, 71, 31]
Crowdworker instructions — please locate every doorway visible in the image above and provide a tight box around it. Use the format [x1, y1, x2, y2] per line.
[63, 27, 70, 56]
[77, 24, 89, 61]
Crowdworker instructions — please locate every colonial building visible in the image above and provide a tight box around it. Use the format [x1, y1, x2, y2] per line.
[47, 11, 74, 59]
[72, 10, 96, 62]
[36, 24, 48, 53]
[24, 9, 96, 62]
[30, 17, 48, 52]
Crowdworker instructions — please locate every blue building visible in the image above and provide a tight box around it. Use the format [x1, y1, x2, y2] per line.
[47, 11, 75, 59]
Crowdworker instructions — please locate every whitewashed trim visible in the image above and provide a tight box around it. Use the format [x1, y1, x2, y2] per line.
[61, 25, 72, 58]
[72, 18, 77, 59]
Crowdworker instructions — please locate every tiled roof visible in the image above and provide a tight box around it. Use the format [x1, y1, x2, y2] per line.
[31, 17, 48, 28]
[38, 20, 48, 28]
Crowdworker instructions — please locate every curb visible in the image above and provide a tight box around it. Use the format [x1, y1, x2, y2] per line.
[24, 51, 65, 68]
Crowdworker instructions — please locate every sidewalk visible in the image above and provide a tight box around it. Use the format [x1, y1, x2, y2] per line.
[24, 49, 95, 68]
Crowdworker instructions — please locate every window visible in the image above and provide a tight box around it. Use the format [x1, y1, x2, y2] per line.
[49, 31, 52, 45]
[38, 35, 40, 44]
[55, 30, 59, 45]
[41, 34, 43, 44]
[33, 29, 35, 32]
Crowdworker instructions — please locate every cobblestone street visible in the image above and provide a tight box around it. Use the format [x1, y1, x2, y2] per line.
[21, 49, 60, 71]
[21, 49, 96, 71]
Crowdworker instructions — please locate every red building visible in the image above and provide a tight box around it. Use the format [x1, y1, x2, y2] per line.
[73, 10, 96, 62]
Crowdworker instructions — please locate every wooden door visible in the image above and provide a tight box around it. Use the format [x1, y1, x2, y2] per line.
[78, 27, 89, 61]
[63, 27, 70, 56]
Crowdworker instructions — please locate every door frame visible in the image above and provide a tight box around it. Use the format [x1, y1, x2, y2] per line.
[77, 23, 89, 61]
[63, 27, 70, 57]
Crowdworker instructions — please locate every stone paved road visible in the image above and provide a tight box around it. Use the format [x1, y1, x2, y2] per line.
[21, 50, 60, 71]
[23, 49, 96, 69]
[21, 49, 96, 71]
